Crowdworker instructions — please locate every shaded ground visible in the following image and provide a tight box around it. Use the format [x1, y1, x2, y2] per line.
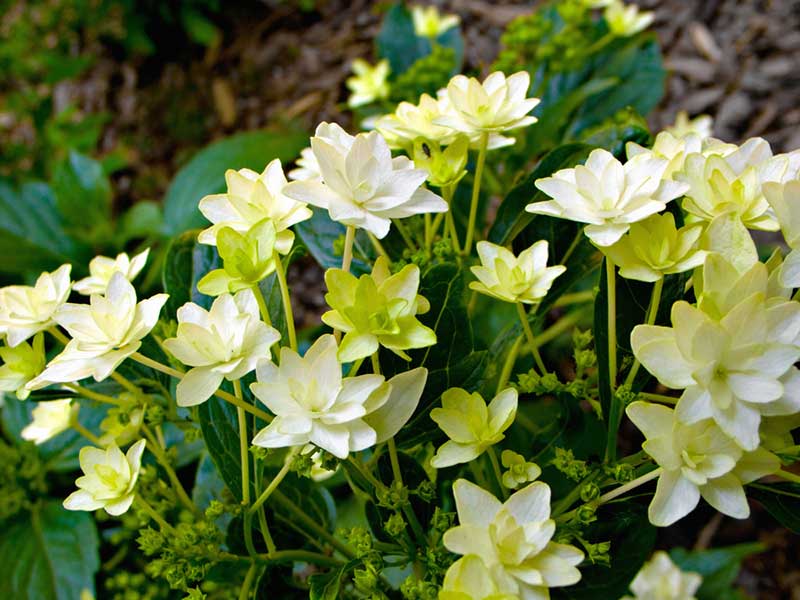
[23, 0, 800, 597]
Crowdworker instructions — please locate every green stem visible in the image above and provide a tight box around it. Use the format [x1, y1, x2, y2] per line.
[252, 283, 273, 327]
[234, 380, 258, 558]
[135, 497, 176, 535]
[604, 258, 619, 462]
[110, 371, 141, 395]
[367, 231, 390, 261]
[424, 213, 432, 254]
[131, 352, 273, 422]
[239, 561, 259, 600]
[487, 446, 507, 500]
[65, 382, 125, 406]
[342, 225, 356, 272]
[393, 219, 418, 252]
[141, 425, 196, 514]
[516, 302, 546, 375]
[250, 447, 299, 515]
[638, 392, 678, 404]
[47, 326, 70, 345]
[71, 420, 102, 445]
[553, 290, 594, 307]
[624, 278, 663, 387]
[272, 490, 356, 559]
[463, 132, 488, 255]
[496, 335, 523, 395]
[559, 231, 583, 265]
[775, 469, 800, 485]
[598, 467, 661, 504]
[220, 550, 343, 567]
[273, 251, 297, 352]
[532, 309, 584, 348]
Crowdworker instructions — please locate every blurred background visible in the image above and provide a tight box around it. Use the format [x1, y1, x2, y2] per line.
[2, 1, 799, 597]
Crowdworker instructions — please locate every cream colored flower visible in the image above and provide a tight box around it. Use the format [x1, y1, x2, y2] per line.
[666, 111, 713, 140]
[21, 398, 77, 444]
[64, 439, 146, 516]
[283, 127, 447, 238]
[604, 212, 706, 282]
[626, 402, 779, 526]
[251, 334, 427, 458]
[374, 93, 458, 149]
[346, 59, 390, 108]
[764, 180, 800, 287]
[440, 555, 519, 600]
[0, 264, 72, 347]
[288, 123, 355, 181]
[430, 387, 517, 468]
[470, 240, 566, 304]
[73, 249, 149, 296]
[622, 551, 702, 600]
[322, 256, 435, 362]
[198, 159, 312, 254]
[435, 72, 539, 142]
[501, 450, 541, 490]
[530, 149, 688, 246]
[444, 479, 584, 598]
[631, 296, 800, 450]
[411, 5, 460, 38]
[605, 0, 654, 37]
[27, 273, 168, 388]
[0, 333, 46, 399]
[163, 289, 280, 407]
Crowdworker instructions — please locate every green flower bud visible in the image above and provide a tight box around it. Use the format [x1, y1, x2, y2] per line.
[576, 503, 597, 524]
[412, 135, 469, 189]
[384, 512, 406, 536]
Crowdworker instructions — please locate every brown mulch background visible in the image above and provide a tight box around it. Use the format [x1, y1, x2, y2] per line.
[30, 0, 800, 597]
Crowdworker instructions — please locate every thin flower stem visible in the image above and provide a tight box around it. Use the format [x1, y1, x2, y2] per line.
[496, 335, 523, 395]
[624, 278, 663, 387]
[65, 382, 125, 407]
[367, 231, 391, 261]
[430, 211, 445, 242]
[141, 425, 196, 514]
[775, 469, 800, 485]
[370, 352, 406, 489]
[47, 326, 70, 345]
[424, 213, 432, 254]
[531, 309, 585, 348]
[130, 353, 273, 422]
[234, 380, 258, 558]
[272, 489, 357, 559]
[553, 290, 594, 307]
[273, 251, 297, 352]
[347, 456, 386, 490]
[559, 231, 583, 266]
[239, 561, 259, 600]
[253, 466, 276, 554]
[604, 258, 619, 463]
[638, 392, 678, 404]
[347, 357, 365, 377]
[135, 496, 176, 535]
[250, 447, 299, 515]
[110, 371, 141, 395]
[342, 225, 356, 272]
[70, 420, 102, 445]
[393, 219, 418, 252]
[442, 184, 462, 255]
[220, 550, 342, 567]
[487, 446, 508, 500]
[598, 467, 662, 504]
[463, 132, 488, 256]
[252, 283, 273, 327]
[516, 302, 547, 375]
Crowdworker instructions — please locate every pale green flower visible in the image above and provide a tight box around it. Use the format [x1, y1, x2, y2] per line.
[677, 137, 800, 231]
[501, 450, 541, 490]
[0, 333, 46, 399]
[440, 554, 519, 600]
[444, 479, 584, 598]
[73, 249, 149, 296]
[430, 387, 517, 468]
[375, 93, 458, 149]
[764, 180, 800, 287]
[346, 59, 390, 108]
[621, 551, 702, 600]
[21, 398, 77, 445]
[435, 72, 540, 145]
[470, 241, 566, 304]
[666, 111, 713, 140]
[530, 149, 688, 246]
[288, 123, 354, 181]
[63, 439, 146, 516]
[0, 264, 72, 347]
[198, 159, 312, 254]
[604, 0, 654, 37]
[27, 273, 168, 389]
[99, 405, 144, 447]
[630, 295, 800, 451]
[196, 220, 278, 296]
[412, 135, 469, 188]
[163, 289, 280, 407]
[251, 334, 427, 458]
[411, 5, 460, 38]
[284, 126, 447, 238]
[603, 212, 706, 282]
[626, 402, 779, 526]
[322, 256, 436, 362]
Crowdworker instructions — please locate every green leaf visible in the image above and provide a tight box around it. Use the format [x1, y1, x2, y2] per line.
[670, 543, 764, 600]
[51, 150, 113, 244]
[162, 230, 221, 315]
[0, 180, 89, 275]
[193, 453, 234, 532]
[294, 210, 371, 275]
[748, 482, 800, 533]
[0, 501, 99, 599]
[162, 128, 308, 235]
[118, 200, 163, 244]
[558, 503, 656, 600]
[376, 3, 464, 76]
[309, 559, 360, 600]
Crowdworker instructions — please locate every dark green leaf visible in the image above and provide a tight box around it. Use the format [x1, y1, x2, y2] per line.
[162, 128, 308, 235]
[193, 453, 233, 531]
[748, 482, 800, 533]
[0, 180, 89, 275]
[51, 151, 112, 235]
[162, 230, 221, 315]
[294, 210, 371, 275]
[309, 559, 360, 600]
[197, 394, 250, 502]
[0, 501, 99, 599]
[670, 543, 764, 600]
[118, 201, 163, 244]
